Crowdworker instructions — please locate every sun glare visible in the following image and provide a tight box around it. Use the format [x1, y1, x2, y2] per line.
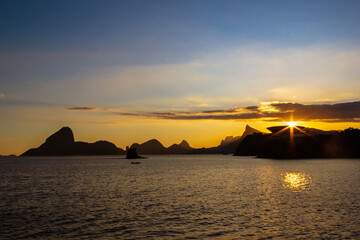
[288, 122, 297, 128]
[282, 172, 311, 192]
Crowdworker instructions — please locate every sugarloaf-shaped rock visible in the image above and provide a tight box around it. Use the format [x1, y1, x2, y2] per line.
[22, 127, 75, 156]
[45, 127, 75, 146]
[21, 127, 125, 156]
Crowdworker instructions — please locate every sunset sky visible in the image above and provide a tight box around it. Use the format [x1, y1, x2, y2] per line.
[1, 0, 360, 155]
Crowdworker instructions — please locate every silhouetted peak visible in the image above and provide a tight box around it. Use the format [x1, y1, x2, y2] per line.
[143, 139, 164, 147]
[129, 139, 167, 154]
[220, 136, 241, 146]
[45, 126, 74, 145]
[21, 126, 125, 156]
[245, 124, 260, 133]
[179, 140, 191, 149]
[131, 143, 141, 148]
[242, 125, 262, 136]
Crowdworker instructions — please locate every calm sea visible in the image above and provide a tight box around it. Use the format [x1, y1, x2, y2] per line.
[0, 155, 359, 239]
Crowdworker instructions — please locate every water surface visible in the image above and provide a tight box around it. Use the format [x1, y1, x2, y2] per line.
[1, 155, 359, 239]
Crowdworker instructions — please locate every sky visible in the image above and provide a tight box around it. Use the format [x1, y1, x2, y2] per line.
[1, 0, 360, 155]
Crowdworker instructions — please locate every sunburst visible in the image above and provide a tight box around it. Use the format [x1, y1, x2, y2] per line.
[287, 121, 297, 128]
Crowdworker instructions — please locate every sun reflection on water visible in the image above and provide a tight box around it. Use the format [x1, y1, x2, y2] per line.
[282, 172, 311, 192]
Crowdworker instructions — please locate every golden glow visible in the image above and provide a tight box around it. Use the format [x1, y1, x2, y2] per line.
[258, 101, 281, 113]
[282, 172, 311, 192]
[2, 103, 360, 155]
[287, 122, 297, 128]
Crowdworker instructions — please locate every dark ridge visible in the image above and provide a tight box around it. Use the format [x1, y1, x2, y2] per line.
[128, 125, 263, 155]
[215, 124, 264, 154]
[167, 140, 193, 154]
[179, 140, 191, 149]
[234, 126, 360, 159]
[21, 127, 125, 156]
[130, 139, 167, 154]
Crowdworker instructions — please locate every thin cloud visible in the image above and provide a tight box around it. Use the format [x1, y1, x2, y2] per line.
[66, 107, 100, 111]
[115, 101, 360, 122]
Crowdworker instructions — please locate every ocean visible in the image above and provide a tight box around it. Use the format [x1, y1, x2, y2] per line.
[1, 155, 359, 239]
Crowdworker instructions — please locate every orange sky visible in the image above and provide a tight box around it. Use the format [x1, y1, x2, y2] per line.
[1, 111, 360, 156]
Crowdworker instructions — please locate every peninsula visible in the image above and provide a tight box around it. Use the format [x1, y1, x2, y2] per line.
[235, 126, 360, 159]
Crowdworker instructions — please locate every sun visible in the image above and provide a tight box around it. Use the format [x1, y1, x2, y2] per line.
[288, 122, 297, 128]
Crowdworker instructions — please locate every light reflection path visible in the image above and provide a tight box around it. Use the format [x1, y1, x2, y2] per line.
[282, 172, 312, 192]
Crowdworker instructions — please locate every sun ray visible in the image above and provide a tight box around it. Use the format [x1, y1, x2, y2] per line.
[288, 122, 297, 128]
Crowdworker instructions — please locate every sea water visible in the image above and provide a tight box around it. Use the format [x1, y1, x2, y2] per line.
[1, 155, 359, 239]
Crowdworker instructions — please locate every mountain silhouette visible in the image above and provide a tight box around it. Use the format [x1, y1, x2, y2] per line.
[21, 127, 125, 156]
[216, 124, 263, 154]
[179, 140, 191, 149]
[234, 126, 360, 158]
[131, 139, 167, 154]
[127, 125, 262, 155]
[21, 124, 264, 156]
[167, 140, 193, 154]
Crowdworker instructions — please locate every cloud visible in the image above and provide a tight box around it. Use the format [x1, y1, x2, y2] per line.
[66, 107, 100, 111]
[115, 100, 360, 122]
[3, 43, 359, 110]
[197, 103, 210, 107]
[269, 101, 360, 122]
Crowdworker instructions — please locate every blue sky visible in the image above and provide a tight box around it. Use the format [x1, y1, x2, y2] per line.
[2, 0, 360, 65]
[1, 0, 360, 154]
[1, 0, 360, 105]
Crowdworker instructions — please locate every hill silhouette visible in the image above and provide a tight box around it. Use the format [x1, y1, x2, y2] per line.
[21, 127, 125, 156]
[234, 126, 360, 159]
[131, 139, 195, 154]
[131, 139, 167, 154]
[21, 125, 264, 156]
[216, 124, 264, 154]
[129, 125, 263, 155]
[167, 140, 193, 154]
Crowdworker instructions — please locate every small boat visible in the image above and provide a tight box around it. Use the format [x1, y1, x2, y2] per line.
[131, 161, 141, 164]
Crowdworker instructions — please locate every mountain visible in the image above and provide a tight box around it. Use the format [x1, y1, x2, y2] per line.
[179, 140, 191, 149]
[216, 125, 264, 154]
[130, 139, 195, 154]
[21, 127, 125, 156]
[234, 126, 360, 159]
[21, 124, 264, 156]
[130, 139, 167, 154]
[220, 136, 241, 146]
[167, 140, 193, 154]
[129, 125, 263, 155]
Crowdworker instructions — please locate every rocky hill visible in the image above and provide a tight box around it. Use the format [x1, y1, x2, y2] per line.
[21, 127, 125, 156]
[234, 126, 360, 158]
